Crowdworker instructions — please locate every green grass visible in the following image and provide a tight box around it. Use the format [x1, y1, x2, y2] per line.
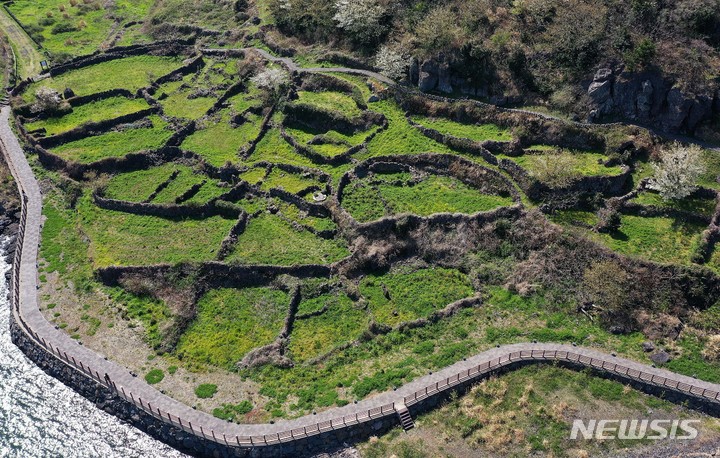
[23, 55, 183, 103]
[77, 193, 236, 267]
[364, 101, 454, 157]
[359, 267, 474, 327]
[24, 96, 151, 136]
[145, 369, 164, 384]
[248, 128, 317, 168]
[182, 111, 262, 167]
[9, 0, 153, 56]
[412, 116, 513, 142]
[240, 167, 267, 185]
[150, 166, 213, 204]
[176, 287, 289, 369]
[104, 164, 178, 202]
[285, 125, 374, 158]
[592, 215, 707, 265]
[342, 174, 514, 222]
[160, 90, 216, 120]
[50, 115, 172, 163]
[278, 201, 337, 233]
[213, 401, 253, 421]
[501, 150, 624, 177]
[260, 168, 319, 194]
[296, 91, 362, 118]
[632, 191, 717, 216]
[289, 293, 369, 363]
[700, 149, 720, 190]
[195, 383, 219, 399]
[226, 213, 349, 265]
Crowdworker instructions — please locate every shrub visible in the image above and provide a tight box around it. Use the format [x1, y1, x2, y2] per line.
[144, 369, 164, 384]
[51, 22, 78, 34]
[703, 335, 720, 361]
[624, 38, 656, 71]
[528, 151, 581, 188]
[195, 383, 218, 398]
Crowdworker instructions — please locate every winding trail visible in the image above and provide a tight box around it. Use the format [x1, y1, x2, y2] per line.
[1, 99, 720, 450]
[0, 7, 44, 81]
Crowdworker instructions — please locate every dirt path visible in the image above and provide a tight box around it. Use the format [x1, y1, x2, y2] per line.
[0, 6, 44, 81]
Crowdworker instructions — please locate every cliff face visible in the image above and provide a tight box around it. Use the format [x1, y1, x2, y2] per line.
[410, 54, 719, 135]
[586, 68, 720, 133]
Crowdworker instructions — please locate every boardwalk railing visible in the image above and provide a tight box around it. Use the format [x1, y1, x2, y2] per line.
[2, 105, 720, 450]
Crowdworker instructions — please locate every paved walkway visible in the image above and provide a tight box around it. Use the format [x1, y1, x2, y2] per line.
[2, 97, 720, 446]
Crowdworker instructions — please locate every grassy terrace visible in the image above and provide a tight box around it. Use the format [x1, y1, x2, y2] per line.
[260, 168, 319, 194]
[342, 173, 514, 222]
[554, 210, 707, 266]
[24, 96, 151, 136]
[49, 115, 172, 163]
[104, 164, 178, 202]
[182, 110, 263, 167]
[411, 116, 513, 142]
[289, 292, 369, 363]
[360, 267, 474, 327]
[23, 55, 183, 103]
[176, 287, 290, 369]
[295, 91, 362, 118]
[150, 166, 226, 204]
[226, 213, 349, 266]
[631, 191, 718, 217]
[500, 150, 624, 177]
[77, 194, 236, 267]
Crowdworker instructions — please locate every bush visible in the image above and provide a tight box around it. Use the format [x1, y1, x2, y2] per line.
[195, 383, 218, 398]
[624, 38, 656, 71]
[51, 22, 79, 34]
[144, 369, 164, 384]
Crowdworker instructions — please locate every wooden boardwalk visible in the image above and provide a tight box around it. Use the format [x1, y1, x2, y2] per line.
[2, 104, 720, 449]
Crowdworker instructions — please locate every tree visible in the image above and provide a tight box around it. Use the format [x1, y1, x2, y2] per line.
[374, 45, 408, 80]
[648, 142, 706, 200]
[32, 87, 63, 114]
[250, 68, 290, 103]
[333, 0, 385, 45]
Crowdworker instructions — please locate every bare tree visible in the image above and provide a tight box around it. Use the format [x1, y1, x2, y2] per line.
[648, 142, 706, 200]
[528, 150, 581, 188]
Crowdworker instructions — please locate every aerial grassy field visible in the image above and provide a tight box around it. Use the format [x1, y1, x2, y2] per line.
[8, 22, 720, 453]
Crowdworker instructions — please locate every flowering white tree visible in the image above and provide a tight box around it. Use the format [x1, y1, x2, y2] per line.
[648, 142, 706, 200]
[375, 45, 408, 80]
[250, 68, 290, 102]
[32, 87, 63, 113]
[333, 0, 385, 44]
